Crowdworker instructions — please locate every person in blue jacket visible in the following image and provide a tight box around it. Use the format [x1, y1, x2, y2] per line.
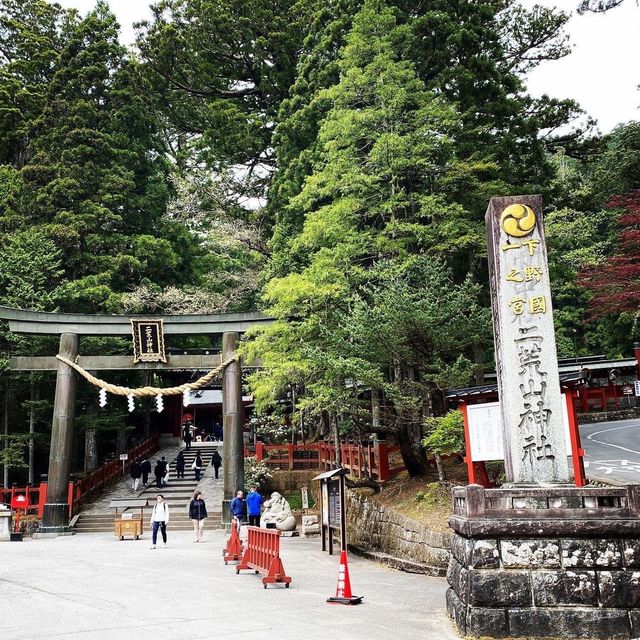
[245, 485, 263, 527]
[230, 490, 245, 533]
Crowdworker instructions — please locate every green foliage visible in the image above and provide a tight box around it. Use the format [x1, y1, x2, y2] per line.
[244, 456, 272, 492]
[0, 433, 30, 470]
[248, 415, 292, 445]
[422, 410, 465, 457]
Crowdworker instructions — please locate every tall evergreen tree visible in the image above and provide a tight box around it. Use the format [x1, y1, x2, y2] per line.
[243, 0, 489, 475]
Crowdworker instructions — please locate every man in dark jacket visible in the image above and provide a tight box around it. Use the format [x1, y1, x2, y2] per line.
[130, 460, 142, 492]
[154, 460, 164, 489]
[183, 422, 193, 450]
[211, 450, 222, 479]
[176, 450, 186, 479]
[140, 458, 152, 487]
[230, 490, 245, 530]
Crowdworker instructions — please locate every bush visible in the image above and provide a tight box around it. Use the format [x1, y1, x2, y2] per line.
[422, 410, 465, 457]
[244, 456, 272, 491]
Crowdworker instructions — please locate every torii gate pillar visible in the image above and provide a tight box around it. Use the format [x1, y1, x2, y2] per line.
[40, 333, 78, 534]
[222, 331, 244, 514]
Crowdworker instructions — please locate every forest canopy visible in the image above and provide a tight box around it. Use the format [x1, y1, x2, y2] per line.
[0, 0, 638, 481]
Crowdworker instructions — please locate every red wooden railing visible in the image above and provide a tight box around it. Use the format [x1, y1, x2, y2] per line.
[244, 441, 404, 481]
[1, 433, 159, 519]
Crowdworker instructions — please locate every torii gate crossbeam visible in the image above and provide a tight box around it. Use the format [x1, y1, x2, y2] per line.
[0, 306, 273, 535]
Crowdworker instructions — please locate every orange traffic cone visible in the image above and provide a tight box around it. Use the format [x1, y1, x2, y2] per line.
[327, 550, 363, 605]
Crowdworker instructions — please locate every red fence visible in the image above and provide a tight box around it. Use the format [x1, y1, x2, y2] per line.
[0, 433, 159, 519]
[235, 526, 292, 588]
[244, 441, 404, 482]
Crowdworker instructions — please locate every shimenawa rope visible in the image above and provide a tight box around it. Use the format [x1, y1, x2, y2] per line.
[55, 354, 237, 397]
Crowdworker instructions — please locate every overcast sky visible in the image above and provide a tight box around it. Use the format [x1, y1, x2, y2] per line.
[50, 0, 640, 133]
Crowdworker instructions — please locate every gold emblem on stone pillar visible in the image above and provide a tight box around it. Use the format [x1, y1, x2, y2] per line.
[500, 204, 536, 237]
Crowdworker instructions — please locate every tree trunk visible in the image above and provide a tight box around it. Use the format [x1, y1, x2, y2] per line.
[116, 425, 127, 456]
[397, 420, 426, 477]
[28, 382, 37, 485]
[2, 386, 8, 487]
[84, 428, 98, 472]
[321, 409, 331, 439]
[332, 413, 341, 467]
[371, 387, 381, 432]
[434, 453, 446, 482]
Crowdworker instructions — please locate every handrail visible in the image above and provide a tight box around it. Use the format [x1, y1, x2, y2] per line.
[244, 440, 404, 481]
[1, 432, 160, 519]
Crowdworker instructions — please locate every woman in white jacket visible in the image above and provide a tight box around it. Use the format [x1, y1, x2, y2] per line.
[150, 494, 170, 549]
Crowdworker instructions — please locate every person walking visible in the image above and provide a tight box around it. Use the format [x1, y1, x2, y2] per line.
[230, 490, 245, 535]
[159, 456, 169, 487]
[213, 421, 223, 441]
[175, 450, 186, 479]
[246, 485, 263, 527]
[191, 452, 203, 482]
[210, 450, 222, 479]
[154, 460, 164, 489]
[183, 423, 193, 450]
[189, 490, 208, 542]
[150, 494, 170, 549]
[140, 458, 151, 487]
[130, 460, 142, 492]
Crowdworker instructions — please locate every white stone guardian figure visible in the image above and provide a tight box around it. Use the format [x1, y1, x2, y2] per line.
[260, 491, 296, 531]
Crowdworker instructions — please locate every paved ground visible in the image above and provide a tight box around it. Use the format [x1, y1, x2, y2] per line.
[0, 531, 457, 640]
[581, 418, 640, 485]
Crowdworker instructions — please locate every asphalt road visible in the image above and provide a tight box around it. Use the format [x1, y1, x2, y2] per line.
[581, 417, 640, 484]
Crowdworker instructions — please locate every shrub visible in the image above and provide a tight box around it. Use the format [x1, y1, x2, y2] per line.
[244, 456, 272, 491]
[422, 410, 465, 457]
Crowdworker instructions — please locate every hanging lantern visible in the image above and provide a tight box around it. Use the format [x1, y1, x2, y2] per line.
[156, 394, 164, 413]
[99, 388, 107, 408]
[127, 394, 135, 412]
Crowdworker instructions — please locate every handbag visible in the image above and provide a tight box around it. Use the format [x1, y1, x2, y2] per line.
[191, 460, 197, 469]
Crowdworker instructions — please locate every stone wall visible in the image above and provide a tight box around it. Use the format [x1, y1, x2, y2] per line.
[346, 488, 451, 575]
[267, 470, 320, 503]
[447, 484, 640, 639]
[578, 407, 640, 424]
[447, 533, 640, 638]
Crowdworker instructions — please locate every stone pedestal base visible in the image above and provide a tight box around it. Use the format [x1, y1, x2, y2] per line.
[447, 484, 640, 639]
[39, 502, 70, 535]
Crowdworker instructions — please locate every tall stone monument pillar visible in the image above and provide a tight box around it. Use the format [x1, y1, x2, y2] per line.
[40, 333, 78, 534]
[446, 196, 640, 639]
[486, 195, 570, 484]
[222, 331, 244, 518]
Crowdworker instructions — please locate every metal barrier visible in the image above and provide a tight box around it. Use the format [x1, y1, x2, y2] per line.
[235, 526, 292, 588]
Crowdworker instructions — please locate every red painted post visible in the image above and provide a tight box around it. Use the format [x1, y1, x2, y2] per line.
[38, 482, 47, 518]
[459, 402, 478, 485]
[67, 481, 75, 518]
[256, 441, 264, 463]
[565, 391, 586, 487]
[376, 441, 390, 481]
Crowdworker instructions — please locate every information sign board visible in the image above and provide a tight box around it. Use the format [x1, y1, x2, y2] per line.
[467, 394, 572, 462]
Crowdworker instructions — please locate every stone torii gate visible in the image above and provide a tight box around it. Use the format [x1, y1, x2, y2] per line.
[0, 306, 273, 535]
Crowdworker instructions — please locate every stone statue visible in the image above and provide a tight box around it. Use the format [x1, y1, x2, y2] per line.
[260, 492, 296, 531]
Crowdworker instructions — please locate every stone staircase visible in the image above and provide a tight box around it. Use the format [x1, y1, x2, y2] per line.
[72, 443, 224, 534]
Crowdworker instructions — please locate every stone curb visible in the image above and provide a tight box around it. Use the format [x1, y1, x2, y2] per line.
[349, 544, 447, 576]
